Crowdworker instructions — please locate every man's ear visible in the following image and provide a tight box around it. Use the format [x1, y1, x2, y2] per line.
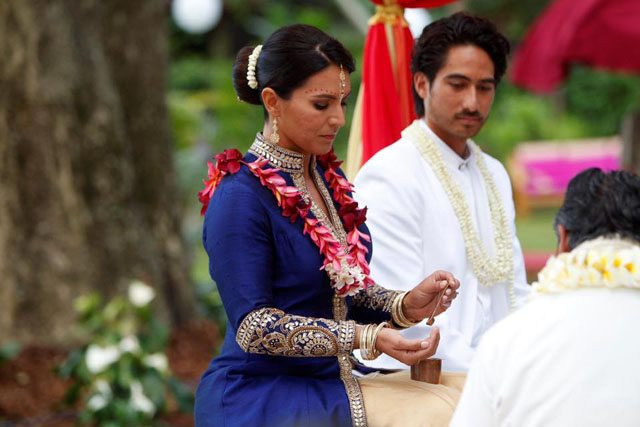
[261, 87, 280, 118]
[556, 224, 571, 254]
[413, 72, 430, 101]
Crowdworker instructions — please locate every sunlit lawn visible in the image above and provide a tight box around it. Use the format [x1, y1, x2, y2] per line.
[515, 208, 559, 281]
[516, 208, 558, 252]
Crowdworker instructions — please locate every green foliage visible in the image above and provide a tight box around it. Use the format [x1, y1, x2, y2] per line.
[58, 281, 193, 426]
[476, 84, 591, 161]
[0, 341, 21, 367]
[516, 208, 558, 252]
[194, 280, 227, 337]
[169, 58, 264, 153]
[170, 57, 217, 92]
[565, 66, 640, 136]
[467, 0, 553, 41]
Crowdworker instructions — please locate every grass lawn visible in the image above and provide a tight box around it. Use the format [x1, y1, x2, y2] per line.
[515, 208, 560, 281]
[515, 208, 558, 253]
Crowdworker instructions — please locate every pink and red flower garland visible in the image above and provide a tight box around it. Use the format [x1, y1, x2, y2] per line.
[198, 148, 373, 296]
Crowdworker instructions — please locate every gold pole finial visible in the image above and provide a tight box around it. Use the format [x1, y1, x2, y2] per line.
[368, 0, 407, 26]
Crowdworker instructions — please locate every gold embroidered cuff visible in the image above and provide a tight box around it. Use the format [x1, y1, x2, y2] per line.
[351, 283, 401, 313]
[391, 291, 419, 329]
[236, 307, 356, 357]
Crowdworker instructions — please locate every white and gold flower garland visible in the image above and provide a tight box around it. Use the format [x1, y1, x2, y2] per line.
[403, 120, 516, 309]
[533, 237, 640, 294]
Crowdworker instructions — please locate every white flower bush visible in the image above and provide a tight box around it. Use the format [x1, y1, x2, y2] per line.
[128, 280, 156, 307]
[58, 280, 193, 426]
[85, 345, 121, 374]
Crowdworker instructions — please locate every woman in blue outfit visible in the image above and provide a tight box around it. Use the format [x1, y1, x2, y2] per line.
[195, 24, 461, 427]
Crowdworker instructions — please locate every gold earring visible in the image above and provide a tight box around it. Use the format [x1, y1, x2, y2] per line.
[269, 117, 280, 145]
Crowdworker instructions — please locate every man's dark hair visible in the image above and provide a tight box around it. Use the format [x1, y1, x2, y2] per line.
[411, 12, 510, 117]
[554, 168, 640, 249]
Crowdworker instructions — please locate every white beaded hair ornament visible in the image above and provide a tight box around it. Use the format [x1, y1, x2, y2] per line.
[247, 45, 262, 89]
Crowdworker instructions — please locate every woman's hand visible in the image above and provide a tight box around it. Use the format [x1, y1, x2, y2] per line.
[403, 270, 460, 323]
[375, 327, 440, 366]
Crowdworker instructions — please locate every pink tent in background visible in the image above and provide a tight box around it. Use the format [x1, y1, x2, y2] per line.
[509, 137, 622, 214]
[511, 0, 640, 93]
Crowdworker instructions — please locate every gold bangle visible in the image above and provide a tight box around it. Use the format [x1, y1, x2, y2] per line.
[360, 322, 388, 360]
[359, 324, 367, 359]
[392, 291, 419, 329]
[370, 321, 387, 359]
[360, 324, 374, 360]
[361, 322, 388, 360]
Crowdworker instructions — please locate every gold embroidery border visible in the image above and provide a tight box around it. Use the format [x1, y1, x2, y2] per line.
[247, 137, 368, 425]
[291, 165, 348, 248]
[236, 307, 284, 351]
[334, 293, 367, 426]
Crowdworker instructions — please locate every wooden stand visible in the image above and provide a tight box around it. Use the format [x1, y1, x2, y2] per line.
[410, 358, 441, 384]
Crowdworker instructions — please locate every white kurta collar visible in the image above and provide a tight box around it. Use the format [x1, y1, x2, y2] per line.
[418, 119, 474, 171]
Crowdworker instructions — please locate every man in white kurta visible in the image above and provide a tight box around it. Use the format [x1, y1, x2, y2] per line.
[451, 168, 640, 426]
[451, 274, 640, 426]
[354, 121, 529, 372]
[353, 13, 530, 372]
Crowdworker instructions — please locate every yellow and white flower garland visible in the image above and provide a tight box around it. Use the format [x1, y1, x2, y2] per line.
[403, 120, 516, 309]
[533, 237, 640, 294]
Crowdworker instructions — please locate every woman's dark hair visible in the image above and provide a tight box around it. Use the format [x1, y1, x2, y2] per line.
[411, 12, 510, 117]
[233, 24, 355, 109]
[554, 168, 640, 249]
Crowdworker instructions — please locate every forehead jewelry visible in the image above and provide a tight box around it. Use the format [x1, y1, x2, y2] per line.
[339, 64, 346, 99]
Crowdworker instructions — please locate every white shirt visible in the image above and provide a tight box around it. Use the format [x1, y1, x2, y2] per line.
[451, 288, 640, 427]
[353, 120, 529, 371]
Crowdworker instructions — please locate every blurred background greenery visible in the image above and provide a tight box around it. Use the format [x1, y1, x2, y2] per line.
[171, 0, 640, 294]
[2, 1, 639, 423]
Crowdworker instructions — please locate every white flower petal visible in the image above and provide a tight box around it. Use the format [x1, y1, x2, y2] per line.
[128, 281, 155, 307]
[86, 345, 121, 374]
[87, 394, 109, 411]
[143, 353, 168, 373]
[119, 335, 141, 354]
[130, 381, 156, 415]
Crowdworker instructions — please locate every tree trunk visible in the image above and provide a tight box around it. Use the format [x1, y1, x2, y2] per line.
[0, 0, 195, 344]
[622, 112, 640, 175]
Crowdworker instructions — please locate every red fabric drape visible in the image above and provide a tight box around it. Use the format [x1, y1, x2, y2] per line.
[360, 0, 456, 165]
[511, 0, 640, 93]
[362, 24, 414, 163]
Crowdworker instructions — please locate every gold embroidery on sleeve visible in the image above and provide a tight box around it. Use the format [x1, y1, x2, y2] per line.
[236, 307, 355, 357]
[351, 284, 402, 313]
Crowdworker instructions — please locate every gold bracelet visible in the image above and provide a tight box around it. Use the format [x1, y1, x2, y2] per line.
[392, 291, 419, 329]
[366, 323, 378, 359]
[360, 324, 375, 360]
[360, 322, 388, 360]
[370, 321, 387, 359]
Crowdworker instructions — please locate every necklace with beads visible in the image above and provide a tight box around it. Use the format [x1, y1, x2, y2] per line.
[403, 120, 516, 309]
[198, 140, 374, 297]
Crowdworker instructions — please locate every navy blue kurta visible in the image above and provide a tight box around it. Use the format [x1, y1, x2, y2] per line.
[195, 147, 399, 427]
